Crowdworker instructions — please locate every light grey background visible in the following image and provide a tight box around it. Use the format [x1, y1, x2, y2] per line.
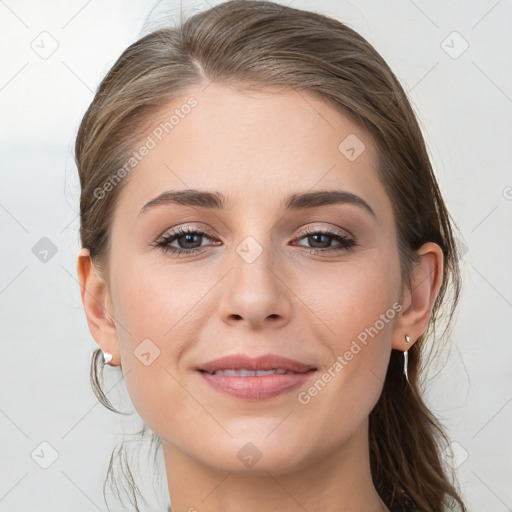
[1, 0, 511, 511]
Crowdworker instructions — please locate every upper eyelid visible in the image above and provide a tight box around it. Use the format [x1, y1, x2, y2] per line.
[297, 225, 353, 239]
[160, 223, 350, 234]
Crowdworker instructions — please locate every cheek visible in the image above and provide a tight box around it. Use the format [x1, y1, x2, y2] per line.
[293, 256, 398, 416]
[293, 254, 398, 346]
[113, 257, 206, 348]
[110, 258, 221, 427]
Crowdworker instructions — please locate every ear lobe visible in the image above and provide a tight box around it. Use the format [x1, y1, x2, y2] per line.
[77, 248, 120, 364]
[392, 242, 444, 351]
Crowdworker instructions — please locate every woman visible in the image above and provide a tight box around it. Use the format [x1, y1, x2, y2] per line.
[75, 1, 467, 510]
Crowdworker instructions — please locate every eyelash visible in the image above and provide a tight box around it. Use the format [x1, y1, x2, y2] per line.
[154, 225, 357, 257]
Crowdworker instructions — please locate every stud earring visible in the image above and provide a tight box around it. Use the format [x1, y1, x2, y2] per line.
[103, 352, 113, 365]
[403, 334, 411, 382]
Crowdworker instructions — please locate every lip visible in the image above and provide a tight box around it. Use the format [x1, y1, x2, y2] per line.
[195, 353, 317, 400]
[196, 353, 316, 374]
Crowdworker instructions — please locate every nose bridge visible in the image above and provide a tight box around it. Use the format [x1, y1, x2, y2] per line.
[232, 229, 280, 297]
[218, 225, 292, 327]
[228, 198, 278, 269]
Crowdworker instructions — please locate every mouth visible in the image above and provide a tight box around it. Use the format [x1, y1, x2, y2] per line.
[195, 353, 318, 400]
[196, 353, 317, 374]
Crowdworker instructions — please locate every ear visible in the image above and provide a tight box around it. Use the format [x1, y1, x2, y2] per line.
[77, 247, 120, 365]
[392, 242, 444, 351]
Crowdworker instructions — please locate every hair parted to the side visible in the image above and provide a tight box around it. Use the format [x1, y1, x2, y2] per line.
[77, 1, 467, 510]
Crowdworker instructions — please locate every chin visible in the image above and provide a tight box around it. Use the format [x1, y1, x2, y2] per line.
[192, 437, 313, 476]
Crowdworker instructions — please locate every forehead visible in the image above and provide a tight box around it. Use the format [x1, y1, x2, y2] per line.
[113, 82, 392, 224]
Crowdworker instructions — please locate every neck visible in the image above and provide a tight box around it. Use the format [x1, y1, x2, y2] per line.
[163, 418, 388, 512]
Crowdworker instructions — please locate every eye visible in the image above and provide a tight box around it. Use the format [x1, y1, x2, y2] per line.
[293, 226, 357, 255]
[154, 225, 357, 257]
[154, 226, 218, 257]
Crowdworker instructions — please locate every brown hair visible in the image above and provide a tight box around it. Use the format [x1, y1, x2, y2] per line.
[76, 1, 467, 510]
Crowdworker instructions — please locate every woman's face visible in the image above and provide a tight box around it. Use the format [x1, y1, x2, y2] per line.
[105, 83, 404, 473]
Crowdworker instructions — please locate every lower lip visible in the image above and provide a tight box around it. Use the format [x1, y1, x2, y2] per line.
[197, 370, 317, 400]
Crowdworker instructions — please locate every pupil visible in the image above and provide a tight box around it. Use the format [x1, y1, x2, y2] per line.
[310, 234, 328, 248]
[181, 234, 200, 248]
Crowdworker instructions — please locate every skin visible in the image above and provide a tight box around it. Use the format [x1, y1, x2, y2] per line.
[77, 83, 443, 512]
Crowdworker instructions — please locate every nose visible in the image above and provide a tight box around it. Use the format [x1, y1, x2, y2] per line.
[217, 236, 293, 330]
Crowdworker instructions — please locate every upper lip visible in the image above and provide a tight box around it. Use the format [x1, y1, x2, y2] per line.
[196, 353, 317, 374]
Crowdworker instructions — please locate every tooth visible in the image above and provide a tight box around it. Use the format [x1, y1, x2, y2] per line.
[218, 369, 240, 376]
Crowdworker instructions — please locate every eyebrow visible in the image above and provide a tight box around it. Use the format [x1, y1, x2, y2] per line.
[138, 189, 376, 219]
